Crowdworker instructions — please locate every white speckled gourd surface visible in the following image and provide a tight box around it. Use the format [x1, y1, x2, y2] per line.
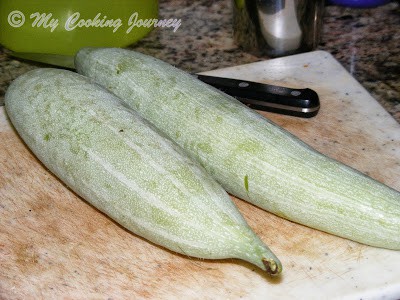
[4, 68, 281, 273]
[76, 48, 400, 251]
[1, 51, 400, 299]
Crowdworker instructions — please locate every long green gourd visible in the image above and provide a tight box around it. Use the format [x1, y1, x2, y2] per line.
[5, 68, 282, 275]
[76, 47, 400, 250]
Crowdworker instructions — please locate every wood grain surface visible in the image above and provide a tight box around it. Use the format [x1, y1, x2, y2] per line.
[1, 51, 400, 299]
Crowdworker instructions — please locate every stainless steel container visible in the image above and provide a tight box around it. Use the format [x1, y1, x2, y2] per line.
[233, 0, 324, 57]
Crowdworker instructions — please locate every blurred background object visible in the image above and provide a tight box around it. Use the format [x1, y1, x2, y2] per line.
[0, 0, 398, 122]
[327, 0, 391, 8]
[233, 0, 325, 57]
[0, 0, 158, 67]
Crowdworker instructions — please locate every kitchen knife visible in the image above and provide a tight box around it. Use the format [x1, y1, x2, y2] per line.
[195, 74, 320, 118]
[10, 52, 320, 117]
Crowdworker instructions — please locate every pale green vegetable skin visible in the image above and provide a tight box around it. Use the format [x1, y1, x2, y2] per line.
[76, 48, 400, 250]
[5, 69, 282, 275]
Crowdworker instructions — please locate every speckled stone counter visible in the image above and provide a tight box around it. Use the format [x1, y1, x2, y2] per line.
[0, 0, 399, 122]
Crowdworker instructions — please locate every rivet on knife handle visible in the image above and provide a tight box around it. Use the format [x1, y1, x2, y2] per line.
[195, 74, 320, 118]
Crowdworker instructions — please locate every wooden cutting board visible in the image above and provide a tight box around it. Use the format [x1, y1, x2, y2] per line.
[1, 50, 399, 299]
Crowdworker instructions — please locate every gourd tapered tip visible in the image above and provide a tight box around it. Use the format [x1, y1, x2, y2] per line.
[262, 258, 282, 276]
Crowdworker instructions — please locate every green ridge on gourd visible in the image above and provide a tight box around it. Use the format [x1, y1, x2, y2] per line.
[5, 68, 282, 276]
[75, 47, 400, 250]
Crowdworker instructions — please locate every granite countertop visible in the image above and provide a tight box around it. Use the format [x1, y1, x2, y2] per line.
[0, 0, 399, 123]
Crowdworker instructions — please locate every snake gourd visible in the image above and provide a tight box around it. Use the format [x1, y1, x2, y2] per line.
[76, 47, 400, 250]
[5, 68, 282, 275]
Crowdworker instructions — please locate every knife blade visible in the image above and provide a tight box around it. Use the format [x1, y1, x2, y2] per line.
[195, 74, 320, 118]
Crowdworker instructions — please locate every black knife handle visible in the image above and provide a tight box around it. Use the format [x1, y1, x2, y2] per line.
[196, 74, 320, 118]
